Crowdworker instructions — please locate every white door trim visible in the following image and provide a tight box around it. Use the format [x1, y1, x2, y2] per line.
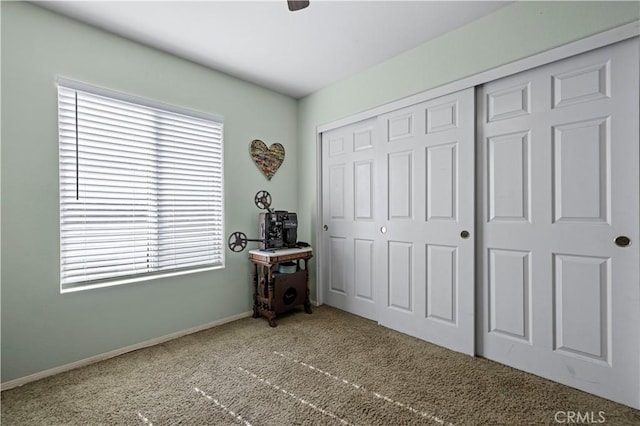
[314, 21, 639, 309]
[315, 131, 324, 306]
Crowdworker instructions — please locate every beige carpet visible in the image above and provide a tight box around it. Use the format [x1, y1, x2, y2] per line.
[2, 305, 639, 425]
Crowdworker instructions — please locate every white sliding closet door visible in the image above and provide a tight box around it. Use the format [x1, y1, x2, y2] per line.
[477, 39, 640, 408]
[321, 118, 381, 321]
[321, 89, 476, 355]
[376, 88, 476, 355]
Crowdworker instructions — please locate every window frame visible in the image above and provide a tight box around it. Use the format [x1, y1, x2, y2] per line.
[57, 78, 225, 293]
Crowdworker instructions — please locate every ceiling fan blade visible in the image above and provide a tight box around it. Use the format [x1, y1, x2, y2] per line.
[287, 0, 310, 12]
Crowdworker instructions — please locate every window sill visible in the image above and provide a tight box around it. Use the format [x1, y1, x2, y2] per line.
[60, 264, 225, 294]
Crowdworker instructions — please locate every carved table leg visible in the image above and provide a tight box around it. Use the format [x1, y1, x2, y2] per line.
[304, 282, 312, 314]
[304, 269, 312, 314]
[252, 264, 260, 318]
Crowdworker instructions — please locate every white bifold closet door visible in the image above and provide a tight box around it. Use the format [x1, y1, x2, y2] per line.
[376, 88, 475, 355]
[321, 88, 476, 355]
[321, 117, 381, 321]
[477, 38, 640, 408]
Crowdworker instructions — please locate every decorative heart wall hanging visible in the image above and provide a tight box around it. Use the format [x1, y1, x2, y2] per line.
[250, 139, 285, 181]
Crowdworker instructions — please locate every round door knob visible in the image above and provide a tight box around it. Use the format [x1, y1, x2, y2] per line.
[380, 226, 387, 234]
[323, 225, 328, 231]
[460, 230, 470, 239]
[615, 236, 631, 247]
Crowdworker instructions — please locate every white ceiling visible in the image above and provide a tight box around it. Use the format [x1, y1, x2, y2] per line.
[35, 1, 511, 98]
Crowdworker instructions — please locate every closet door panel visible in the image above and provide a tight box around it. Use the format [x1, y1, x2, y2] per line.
[377, 88, 476, 355]
[426, 244, 458, 324]
[477, 38, 640, 409]
[321, 118, 380, 320]
[426, 142, 458, 221]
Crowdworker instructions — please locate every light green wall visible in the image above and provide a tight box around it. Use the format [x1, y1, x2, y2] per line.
[1, 2, 297, 382]
[2, 0, 639, 385]
[296, 1, 640, 298]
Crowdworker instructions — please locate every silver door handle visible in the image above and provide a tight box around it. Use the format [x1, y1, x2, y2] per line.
[380, 226, 387, 234]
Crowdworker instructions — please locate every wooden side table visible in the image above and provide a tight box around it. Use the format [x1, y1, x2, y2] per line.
[249, 247, 313, 327]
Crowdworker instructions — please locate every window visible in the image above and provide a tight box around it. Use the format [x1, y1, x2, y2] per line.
[58, 79, 224, 292]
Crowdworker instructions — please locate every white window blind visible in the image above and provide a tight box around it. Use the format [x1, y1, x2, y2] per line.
[58, 80, 224, 291]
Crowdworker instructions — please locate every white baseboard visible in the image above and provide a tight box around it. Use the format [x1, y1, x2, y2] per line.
[1, 310, 253, 391]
